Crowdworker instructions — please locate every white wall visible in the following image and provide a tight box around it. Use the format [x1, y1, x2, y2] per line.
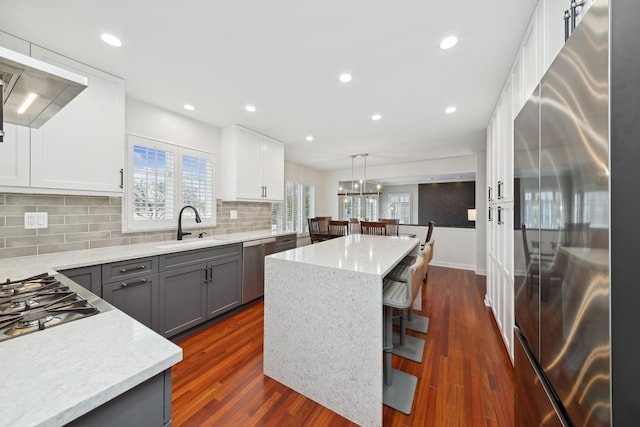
[400, 224, 477, 271]
[125, 96, 222, 193]
[125, 97, 221, 153]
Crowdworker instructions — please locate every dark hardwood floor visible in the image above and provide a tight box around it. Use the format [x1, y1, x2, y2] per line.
[172, 266, 514, 426]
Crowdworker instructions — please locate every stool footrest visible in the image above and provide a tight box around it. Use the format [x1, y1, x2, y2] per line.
[393, 314, 430, 334]
[392, 332, 425, 362]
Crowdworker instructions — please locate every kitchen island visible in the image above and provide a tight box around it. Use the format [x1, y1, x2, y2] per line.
[263, 234, 420, 427]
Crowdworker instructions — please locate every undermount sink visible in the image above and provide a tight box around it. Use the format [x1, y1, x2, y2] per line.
[155, 238, 227, 250]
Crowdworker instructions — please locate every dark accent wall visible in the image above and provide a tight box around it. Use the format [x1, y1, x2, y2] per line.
[418, 181, 475, 228]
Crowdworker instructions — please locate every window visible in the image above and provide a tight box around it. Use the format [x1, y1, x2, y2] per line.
[272, 180, 314, 233]
[341, 195, 379, 221]
[124, 134, 216, 232]
[387, 193, 411, 224]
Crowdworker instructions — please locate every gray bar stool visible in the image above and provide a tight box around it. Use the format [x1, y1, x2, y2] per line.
[382, 254, 427, 414]
[389, 239, 435, 334]
[384, 248, 430, 362]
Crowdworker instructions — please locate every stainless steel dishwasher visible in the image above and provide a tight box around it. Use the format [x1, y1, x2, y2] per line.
[242, 237, 276, 304]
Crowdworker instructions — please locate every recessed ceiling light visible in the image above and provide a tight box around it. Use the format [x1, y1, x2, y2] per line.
[183, 104, 195, 111]
[371, 114, 382, 121]
[339, 73, 352, 83]
[100, 33, 122, 47]
[439, 35, 458, 50]
[305, 135, 314, 142]
[245, 105, 256, 112]
[445, 106, 457, 114]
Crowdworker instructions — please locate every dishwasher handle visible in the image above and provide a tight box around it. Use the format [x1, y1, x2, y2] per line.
[243, 238, 276, 248]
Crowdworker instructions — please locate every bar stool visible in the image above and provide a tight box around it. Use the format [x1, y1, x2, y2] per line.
[389, 240, 434, 334]
[382, 255, 426, 414]
[384, 248, 430, 361]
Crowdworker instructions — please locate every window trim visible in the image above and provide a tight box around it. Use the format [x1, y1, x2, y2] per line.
[123, 134, 216, 232]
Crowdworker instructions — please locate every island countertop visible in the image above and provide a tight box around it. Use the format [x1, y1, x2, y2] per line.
[264, 234, 420, 427]
[270, 233, 420, 276]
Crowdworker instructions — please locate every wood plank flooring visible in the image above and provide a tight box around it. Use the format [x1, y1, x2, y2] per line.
[172, 266, 514, 426]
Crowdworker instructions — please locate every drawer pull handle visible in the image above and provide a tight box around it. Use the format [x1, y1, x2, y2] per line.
[121, 278, 148, 288]
[119, 265, 146, 273]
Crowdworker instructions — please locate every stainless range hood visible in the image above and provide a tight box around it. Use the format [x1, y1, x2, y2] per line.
[0, 45, 88, 141]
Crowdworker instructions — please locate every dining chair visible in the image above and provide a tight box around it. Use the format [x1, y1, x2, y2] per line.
[380, 218, 400, 236]
[360, 221, 387, 235]
[348, 218, 360, 234]
[307, 218, 325, 243]
[328, 220, 349, 238]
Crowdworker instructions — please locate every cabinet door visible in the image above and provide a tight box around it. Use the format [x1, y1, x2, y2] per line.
[0, 30, 30, 54]
[60, 265, 102, 297]
[103, 274, 159, 331]
[206, 255, 242, 319]
[235, 128, 264, 200]
[544, 0, 569, 70]
[0, 124, 30, 188]
[262, 136, 284, 201]
[159, 264, 207, 337]
[522, 7, 542, 101]
[29, 46, 125, 194]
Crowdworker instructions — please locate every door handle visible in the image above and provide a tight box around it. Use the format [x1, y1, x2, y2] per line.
[488, 186, 492, 202]
[119, 168, 124, 189]
[497, 181, 503, 199]
[203, 266, 209, 284]
[488, 207, 492, 222]
[497, 206, 503, 225]
[208, 266, 213, 283]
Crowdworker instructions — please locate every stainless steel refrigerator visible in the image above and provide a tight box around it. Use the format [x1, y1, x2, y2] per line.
[512, 0, 639, 424]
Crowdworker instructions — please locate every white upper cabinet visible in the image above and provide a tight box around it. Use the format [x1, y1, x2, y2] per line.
[29, 46, 125, 195]
[545, 0, 570, 69]
[521, 6, 543, 103]
[220, 125, 284, 202]
[0, 124, 30, 188]
[0, 31, 29, 54]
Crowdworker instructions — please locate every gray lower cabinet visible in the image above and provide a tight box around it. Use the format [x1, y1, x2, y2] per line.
[67, 369, 172, 427]
[59, 265, 102, 296]
[158, 265, 207, 337]
[102, 275, 159, 331]
[159, 243, 242, 338]
[207, 254, 242, 318]
[102, 256, 160, 333]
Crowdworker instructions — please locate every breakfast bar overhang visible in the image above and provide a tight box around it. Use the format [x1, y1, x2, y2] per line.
[263, 234, 420, 427]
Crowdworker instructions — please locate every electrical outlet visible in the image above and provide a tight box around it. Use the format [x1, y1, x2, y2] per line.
[230, 210, 238, 220]
[24, 212, 48, 229]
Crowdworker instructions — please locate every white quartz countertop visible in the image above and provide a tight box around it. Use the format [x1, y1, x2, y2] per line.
[0, 307, 182, 427]
[0, 228, 294, 427]
[0, 229, 295, 279]
[270, 234, 420, 276]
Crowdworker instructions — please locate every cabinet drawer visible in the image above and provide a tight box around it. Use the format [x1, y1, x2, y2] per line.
[159, 243, 242, 271]
[102, 257, 158, 283]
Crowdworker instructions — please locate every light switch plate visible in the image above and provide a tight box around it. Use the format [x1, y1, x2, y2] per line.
[230, 210, 238, 220]
[24, 212, 48, 229]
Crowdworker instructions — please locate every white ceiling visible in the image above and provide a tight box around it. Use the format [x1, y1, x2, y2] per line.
[0, 1, 536, 171]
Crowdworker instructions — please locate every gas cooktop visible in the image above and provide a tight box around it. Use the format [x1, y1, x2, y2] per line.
[0, 273, 104, 342]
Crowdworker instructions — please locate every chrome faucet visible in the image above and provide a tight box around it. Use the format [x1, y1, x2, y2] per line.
[177, 205, 202, 240]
